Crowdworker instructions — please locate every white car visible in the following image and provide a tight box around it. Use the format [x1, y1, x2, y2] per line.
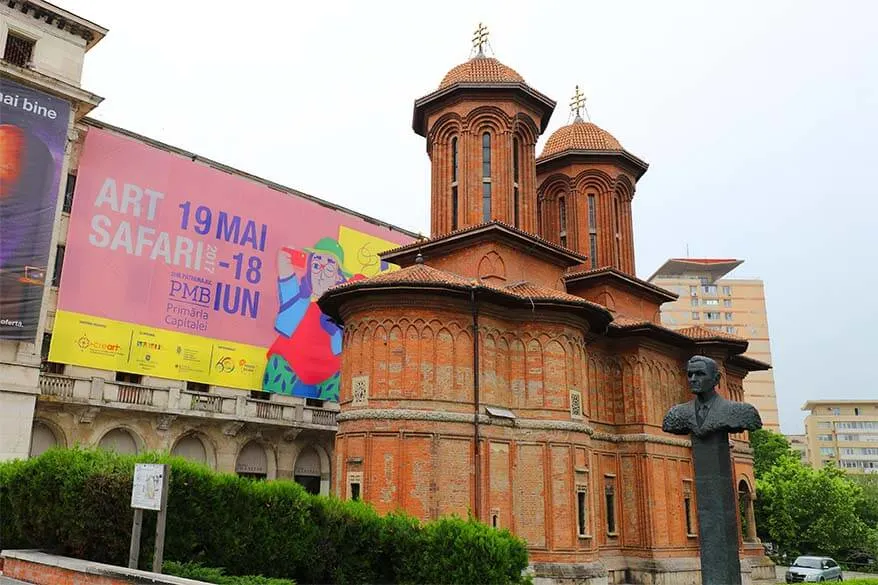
[785, 556, 843, 582]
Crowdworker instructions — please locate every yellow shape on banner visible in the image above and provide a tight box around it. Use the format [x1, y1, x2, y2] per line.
[50, 310, 268, 391]
[337, 225, 401, 278]
[50, 311, 131, 371]
[209, 341, 267, 390]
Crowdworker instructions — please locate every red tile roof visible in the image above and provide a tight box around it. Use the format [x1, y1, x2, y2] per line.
[380, 220, 585, 264]
[321, 264, 612, 323]
[439, 57, 525, 89]
[564, 266, 679, 301]
[539, 120, 623, 158]
[676, 325, 747, 343]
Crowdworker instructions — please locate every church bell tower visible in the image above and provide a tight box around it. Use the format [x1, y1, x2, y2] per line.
[412, 24, 556, 236]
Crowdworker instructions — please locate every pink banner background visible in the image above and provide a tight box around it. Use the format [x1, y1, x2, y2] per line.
[58, 127, 413, 348]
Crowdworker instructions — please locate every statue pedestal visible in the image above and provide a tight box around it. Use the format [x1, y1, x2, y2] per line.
[692, 431, 742, 585]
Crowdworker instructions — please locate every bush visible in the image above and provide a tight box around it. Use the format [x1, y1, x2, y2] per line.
[0, 448, 529, 584]
[163, 561, 295, 584]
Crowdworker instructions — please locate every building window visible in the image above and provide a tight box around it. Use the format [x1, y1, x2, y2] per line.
[704, 299, 719, 306]
[52, 245, 65, 287]
[692, 312, 700, 320]
[820, 447, 835, 456]
[115, 371, 143, 385]
[537, 198, 543, 234]
[725, 326, 737, 334]
[689, 286, 697, 297]
[702, 285, 717, 295]
[818, 434, 833, 441]
[63, 174, 77, 213]
[559, 195, 567, 247]
[576, 485, 589, 537]
[705, 312, 720, 320]
[855, 408, 860, 416]
[613, 197, 622, 264]
[186, 381, 210, 393]
[604, 478, 617, 535]
[491, 509, 500, 529]
[347, 472, 363, 501]
[588, 194, 598, 268]
[513, 137, 520, 228]
[40, 333, 64, 374]
[451, 137, 459, 230]
[3, 32, 35, 68]
[724, 299, 732, 307]
[723, 286, 732, 296]
[482, 132, 492, 221]
[725, 312, 733, 321]
[690, 298, 698, 307]
[832, 408, 841, 416]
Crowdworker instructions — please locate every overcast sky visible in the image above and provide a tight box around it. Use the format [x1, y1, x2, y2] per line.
[64, 0, 877, 434]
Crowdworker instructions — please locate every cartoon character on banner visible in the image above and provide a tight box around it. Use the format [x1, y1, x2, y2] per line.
[263, 237, 365, 401]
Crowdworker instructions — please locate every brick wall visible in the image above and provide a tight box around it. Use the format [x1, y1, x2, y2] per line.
[4, 557, 129, 585]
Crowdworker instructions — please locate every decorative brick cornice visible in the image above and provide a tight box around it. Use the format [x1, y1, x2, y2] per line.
[338, 408, 696, 448]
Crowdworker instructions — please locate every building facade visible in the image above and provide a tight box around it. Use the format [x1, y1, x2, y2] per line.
[320, 40, 774, 584]
[0, 2, 416, 492]
[803, 400, 878, 474]
[648, 259, 780, 432]
[786, 434, 809, 465]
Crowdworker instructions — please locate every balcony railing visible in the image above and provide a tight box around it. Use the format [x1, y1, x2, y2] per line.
[37, 373, 338, 429]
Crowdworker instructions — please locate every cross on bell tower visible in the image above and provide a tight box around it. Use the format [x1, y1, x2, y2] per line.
[472, 22, 490, 57]
[569, 85, 589, 122]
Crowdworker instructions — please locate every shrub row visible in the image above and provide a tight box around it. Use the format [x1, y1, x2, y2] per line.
[163, 561, 295, 585]
[0, 448, 529, 584]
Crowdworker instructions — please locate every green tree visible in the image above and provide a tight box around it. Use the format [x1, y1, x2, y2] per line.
[750, 428, 795, 478]
[850, 474, 878, 529]
[755, 457, 878, 561]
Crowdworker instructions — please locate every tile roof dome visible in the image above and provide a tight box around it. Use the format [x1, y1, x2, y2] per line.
[439, 56, 525, 89]
[539, 119, 624, 158]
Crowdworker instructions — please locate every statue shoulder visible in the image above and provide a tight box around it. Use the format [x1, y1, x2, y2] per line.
[728, 400, 763, 431]
[662, 401, 694, 435]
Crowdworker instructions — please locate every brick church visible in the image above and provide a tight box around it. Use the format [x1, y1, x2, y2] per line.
[318, 31, 775, 585]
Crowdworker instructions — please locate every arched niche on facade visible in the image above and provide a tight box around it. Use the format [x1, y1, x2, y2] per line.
[293, 441, 331, 496]
[98, 427, 141, 455]
[293, 446, 322, 495]
[235, 440, 274, 480]
[738, 477, 757, 542]
[171, 432, 215, 469]
[29, 420, 65, 458]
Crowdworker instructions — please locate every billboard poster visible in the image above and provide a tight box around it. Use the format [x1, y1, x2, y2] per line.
[0, 78, 71, 340]
[51, 127, 414, 400]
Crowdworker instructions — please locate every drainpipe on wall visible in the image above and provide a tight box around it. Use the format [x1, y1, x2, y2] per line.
[470, 286, 482, 521]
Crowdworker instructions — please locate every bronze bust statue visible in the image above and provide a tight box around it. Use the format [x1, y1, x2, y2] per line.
[662, 355, 762, 438]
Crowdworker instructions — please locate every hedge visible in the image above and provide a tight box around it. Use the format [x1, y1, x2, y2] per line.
[163, 561, 295, 584]
[0, 448, 529, 585]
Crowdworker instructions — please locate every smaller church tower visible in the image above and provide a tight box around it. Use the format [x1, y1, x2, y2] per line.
[536, 87, 649, 276]
[412, 24, 556, 236]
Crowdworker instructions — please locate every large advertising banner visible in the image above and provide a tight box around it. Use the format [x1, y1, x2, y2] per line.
[51, 127, 414, 400]
[0, 78, 71, 340]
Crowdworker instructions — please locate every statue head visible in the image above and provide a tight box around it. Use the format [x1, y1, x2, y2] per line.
[687, 355, 720, 395]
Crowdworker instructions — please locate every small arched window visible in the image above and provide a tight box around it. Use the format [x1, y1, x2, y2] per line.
[482, 132, 492, 221]
[512, 137, 520, 227]
[451, 137, 459, 230]
[559, 195, 567, 248]
[588, 193, 598, 268]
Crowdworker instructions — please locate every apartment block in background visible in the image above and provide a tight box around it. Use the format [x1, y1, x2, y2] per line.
[648, 258, 780, 431]
[803, 400, 878, 474]
[786, 434, 809, 465]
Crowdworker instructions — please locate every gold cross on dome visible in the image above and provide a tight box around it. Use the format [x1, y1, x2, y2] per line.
[472, 23, 489, 55]
[570, 85, 587, 120]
